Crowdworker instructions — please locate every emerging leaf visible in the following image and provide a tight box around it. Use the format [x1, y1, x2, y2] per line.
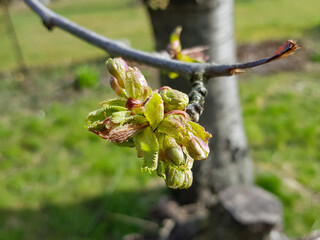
[100, 98, 127, 108]
[86, 105, 126, 127]
[134, 127, 159, 173]
[167, 26, 209, 63]
[96, 119, 148, 143]
[144, 92, 164, 131]
[158, 113, 189, 141]
[110, 111, 132, 125]
[186, 120, 212, 142]
[86, 58, 212, 190]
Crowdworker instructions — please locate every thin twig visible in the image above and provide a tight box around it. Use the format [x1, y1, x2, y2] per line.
[24, 0, 299, 80]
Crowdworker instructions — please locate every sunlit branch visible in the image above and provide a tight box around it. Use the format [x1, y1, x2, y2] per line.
[24, 0, 298, 81]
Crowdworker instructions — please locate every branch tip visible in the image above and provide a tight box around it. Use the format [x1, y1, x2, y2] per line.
[273, 40, 299, 60]
[24, 0, 299, 80]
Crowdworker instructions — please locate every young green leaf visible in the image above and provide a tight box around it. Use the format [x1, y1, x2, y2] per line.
[110, 111, 132, 125]
[144, 92, 164, 131]
[100, 98, 127, 108]
[134, 127, 159, 173]
[186, 120, 212, 142]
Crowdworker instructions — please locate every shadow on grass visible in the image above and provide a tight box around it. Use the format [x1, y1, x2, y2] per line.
[0, 188, 164, 240]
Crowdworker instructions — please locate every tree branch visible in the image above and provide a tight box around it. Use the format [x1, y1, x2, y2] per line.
[24, 0, 299, 80]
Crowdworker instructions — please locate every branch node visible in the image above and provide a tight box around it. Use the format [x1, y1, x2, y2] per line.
[42, 19, 54, 31]
[187, 73, 207, 122]
[230, 68, 246, 75]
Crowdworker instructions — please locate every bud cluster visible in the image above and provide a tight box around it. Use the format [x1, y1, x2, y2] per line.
[86, 58, 212, 189]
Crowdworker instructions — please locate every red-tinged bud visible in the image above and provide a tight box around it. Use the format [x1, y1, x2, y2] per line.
[165, 110, 191, 120]
[186, 135, 210, 160]
[110, 77, 127, 98]
[106, 58, 127, 88]
[126, 98, 141, 110]
[155, 86, 171, 93]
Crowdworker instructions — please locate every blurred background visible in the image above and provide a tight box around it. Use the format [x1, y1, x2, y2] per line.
[0, 0, 319, 239]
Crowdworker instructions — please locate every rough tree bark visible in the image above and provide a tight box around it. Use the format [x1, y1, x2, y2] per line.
[146, 0, 253, 204]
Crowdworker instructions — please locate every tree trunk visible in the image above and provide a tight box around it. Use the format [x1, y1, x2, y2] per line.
[145, 0, 253, 204]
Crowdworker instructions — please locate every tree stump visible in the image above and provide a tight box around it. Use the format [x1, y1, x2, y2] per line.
[202, 186, 283, 240]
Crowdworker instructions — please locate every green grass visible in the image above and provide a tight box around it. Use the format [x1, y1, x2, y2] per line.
[0, 65, 164, 239]
[1, 0, 320, 71]
[0, 0, 154, 71]
[1, 62, 319, 239]
[239, 71, 320, 236]
[235, 0, 320, 42]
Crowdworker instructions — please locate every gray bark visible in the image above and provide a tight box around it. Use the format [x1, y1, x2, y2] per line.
[199, 0, 253, 202]
[146, 0, 253, 204]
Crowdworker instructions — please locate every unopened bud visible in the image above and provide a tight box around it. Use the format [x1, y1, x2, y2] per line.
[159, 88, 189, 112]
[163, 136, 185, 165]
[106, 58, 127, 88]
[110, 77, 127, 98]
[165, 165, 185, 189]
[158, 112, 190, 141]
[186, 135, 210, 160]
[179, 170, 193, 189]
[125, 67, 152, 101]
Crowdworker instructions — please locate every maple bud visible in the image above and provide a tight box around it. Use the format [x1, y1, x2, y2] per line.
[165, 165, 185, 189]
[186, 135, 210, 160]
[163, 135, 185, 166]
[106, 58, 127, 88]
[159, 87, 189, 112]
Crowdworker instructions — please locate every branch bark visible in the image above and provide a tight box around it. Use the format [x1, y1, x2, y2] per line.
[24, 0, 298, 80]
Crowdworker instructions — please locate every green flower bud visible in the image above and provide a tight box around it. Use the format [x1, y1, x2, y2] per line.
[158, 111, 191, 141]
[159, 87, 189, 112]
[110, 77, 127, 98]
[163, 136, 185, 165]
[179, 170, 193, 189]
[106, 58, 127, 88]
[125, 67, 152, 101]
[186, 135, 210, 160]
[165, 165, 185, 189]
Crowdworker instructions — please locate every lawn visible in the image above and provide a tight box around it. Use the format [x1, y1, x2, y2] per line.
[0, 63, 164, 239]
[0, 0, 319, 238]
[239, 71, 320, 235]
